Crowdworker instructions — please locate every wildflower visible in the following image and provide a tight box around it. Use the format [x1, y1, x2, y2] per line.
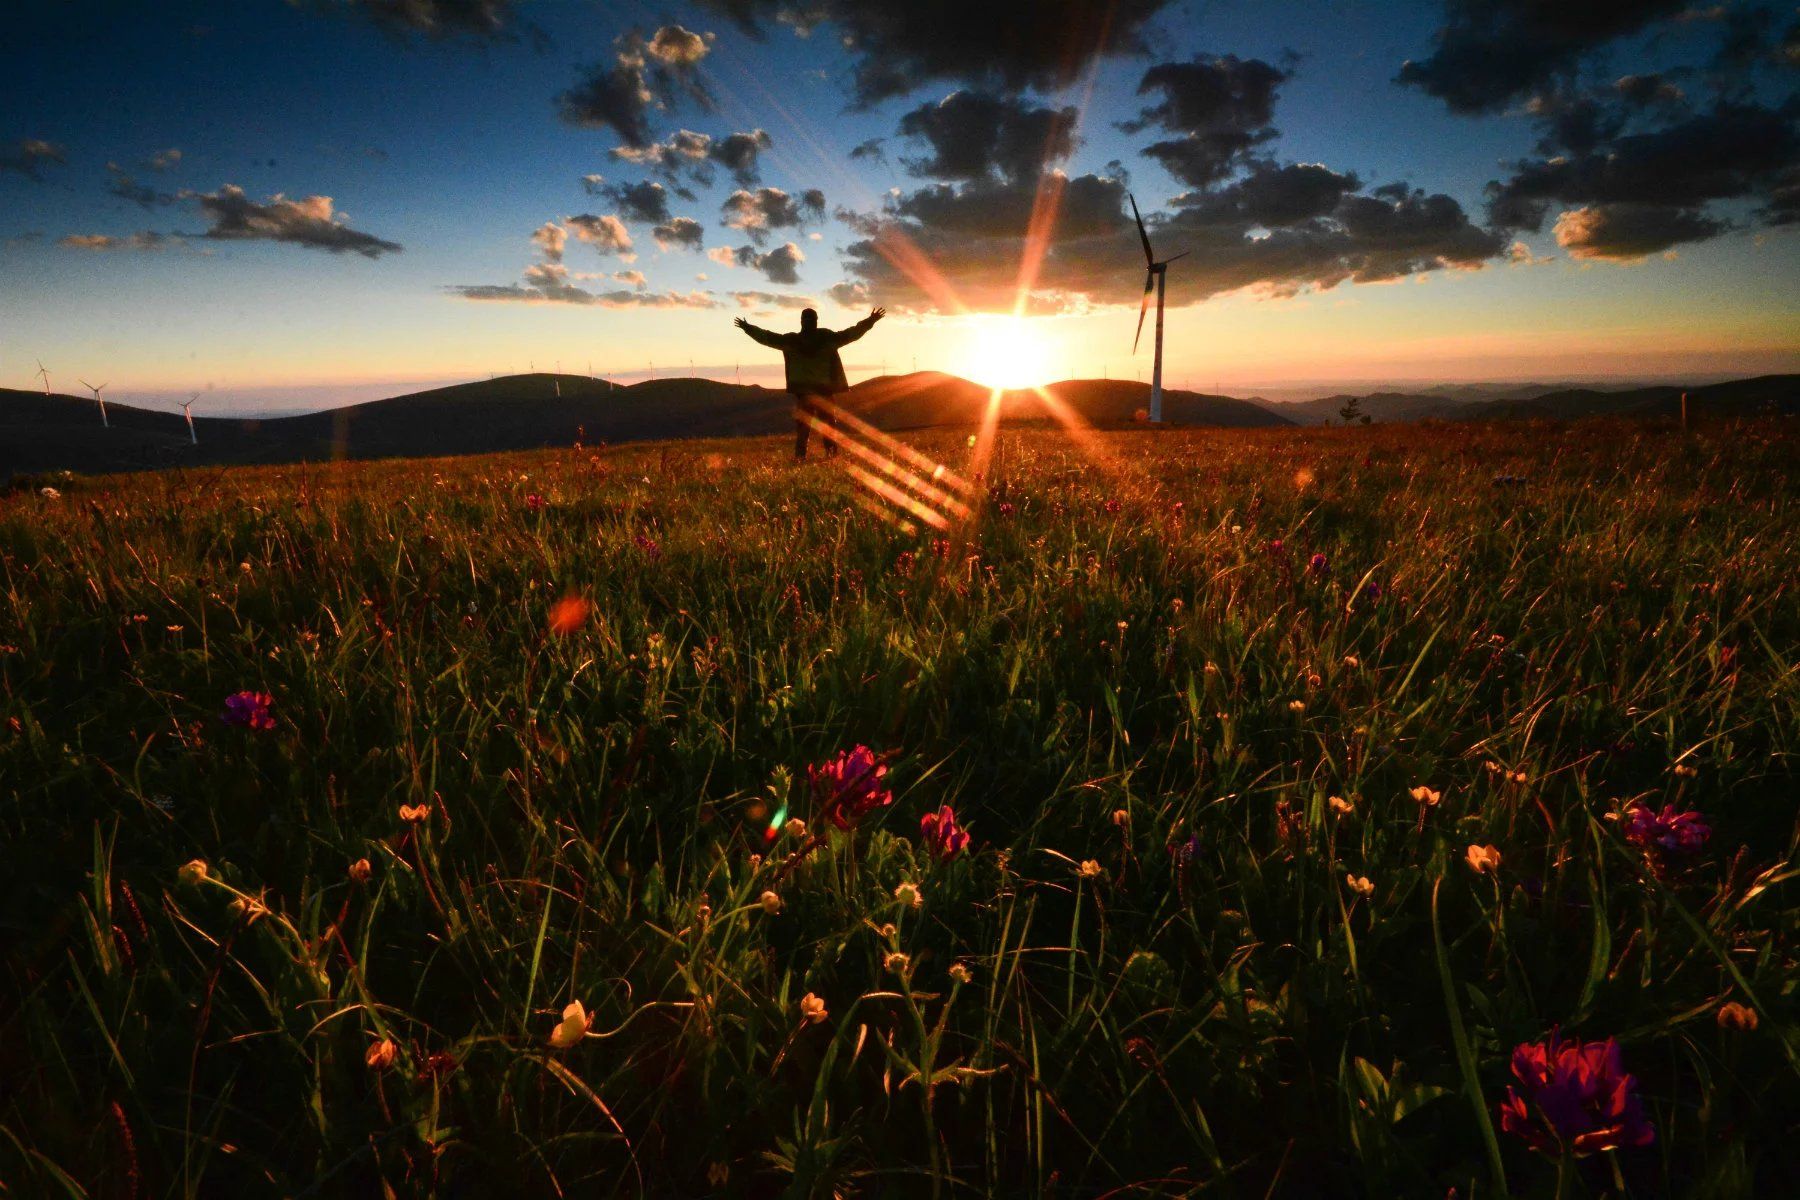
[799, 992, 828, 1024]
[1111, 808, 1129, 827]
[1287, 700, 1306, 714]
[1345, 874, 1375, 898]
[998, 502, 1015, 518]
[1466, 844, 1503, 874]
[1716, 1002, 1758, 1032]
[884, 951, 911, 976]
[1267, 539, 1285, 554]
[348, 858, 373, 884]
[1103, 499, 1122, 515]
[221, 690, 276, 731]
[1329, 795, 1354, 816]
[365, 1039, 398, 1071]
[524, 492, 546, 512]
[548, 595, 591, 636]
[919, 805, 970, 861]
[1343, 655, 1359, 668]
[1497, 1033, 1654, 1157]
[1308, 552, 1329, 575]
[1409, 786, 1442, 808]
[548, 1000, 589, 1049]
[1203, 661, 1219, 678]
[808, 745, 894, 831]
[893, 881, 923, 908]
[1622, 803, 1710, 856]
[1078, 859, 1103, 879]
[398, 803, 431, 823]
[706, 1163, 730, 1187]
[40, 486, 61, 499]
[948, 962, 973, 985]
[633, 533, 662, 559]
[759, 889, 783, 915]
[1230, 524, 1242, 534]
[229, 894, 269, 923]
[783, 817, 808, 840]
[1671, 762, 1698, 778]
[178, 859, 209, 886]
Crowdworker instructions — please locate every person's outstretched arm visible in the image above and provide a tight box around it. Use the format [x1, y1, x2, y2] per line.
[734, 316, 787, 349]
[832, 307, 886, 347]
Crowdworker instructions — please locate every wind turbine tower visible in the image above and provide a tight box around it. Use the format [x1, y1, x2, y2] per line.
[1129, 193, 1188, 424]
[183, 393, 200, 444]
[79, 379, 109, 428]
[35, 361, 52, 395]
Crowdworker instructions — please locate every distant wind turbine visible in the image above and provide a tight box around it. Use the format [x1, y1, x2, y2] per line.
[182, 392, 200, 444]
[35, 360, 52, 395]
[1129, 193, 1188, 424]
[79, 379, 109, 427]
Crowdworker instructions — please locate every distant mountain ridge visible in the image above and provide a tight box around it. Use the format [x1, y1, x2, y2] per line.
[3, 371, 1794, 479]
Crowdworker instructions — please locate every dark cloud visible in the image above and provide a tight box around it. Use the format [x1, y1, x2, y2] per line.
[1122, 55, 1289, 187]
[1397, 0, 1688, 114]
[698, 0, 1173, 107]
[653, 216, 705, 250]
[1487, 102, 1800, 233]
[1613, 73, 1684, 107]
[557, 25, 715, 148]
[595, 179, 672, 224]
[730, 289, 817, 310]
[448, 260, 716, 306]
[184, 185, 402, 256]
[1, 138, 67, 180]
[732, 240, 805, 284]
[1552, 202, 1727, 259]
[308, 0, 544, 45]
[849, 137, 887, 166]
[897, 91, 1078, 184]
[721, 186, 825, 242]
[836, 165, 1505, 313]
[564, 213, 634, 256]
[612, 127, 773, 187]
[106, 171, 178, 210]
[57, 232, 176, 252]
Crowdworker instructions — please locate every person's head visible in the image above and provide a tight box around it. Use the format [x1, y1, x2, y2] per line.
[800, 308, 818, 331]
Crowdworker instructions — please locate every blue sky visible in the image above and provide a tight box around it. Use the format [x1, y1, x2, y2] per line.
[2, 0, 1796, 411]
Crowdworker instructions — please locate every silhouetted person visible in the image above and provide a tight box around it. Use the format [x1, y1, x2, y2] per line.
[735, 306, 884, 461]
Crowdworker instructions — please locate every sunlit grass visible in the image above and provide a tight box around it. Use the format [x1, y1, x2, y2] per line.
[1, 418, 1795, 1196]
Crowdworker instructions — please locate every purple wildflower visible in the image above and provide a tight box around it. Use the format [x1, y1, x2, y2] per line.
[808, 745, 894, 831]
[919, 805, 970, 861]
[1308, 552, 1329, 576]
[1498, 1033, 1655, 1157]
[1623, 803, 1711, 856]
[222, 690, 276, 731]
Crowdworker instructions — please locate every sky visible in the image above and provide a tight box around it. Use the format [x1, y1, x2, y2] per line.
[2, 0, 1797, 413]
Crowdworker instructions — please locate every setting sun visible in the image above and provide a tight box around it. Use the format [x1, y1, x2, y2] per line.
[949, 316, 1062, 390]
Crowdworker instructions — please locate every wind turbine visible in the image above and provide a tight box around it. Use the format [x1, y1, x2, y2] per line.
[35, 360, 52, 395]
[1129, 193, 1188, 424]
[182, 392, 200, 444]
[79, 379, 109, 427]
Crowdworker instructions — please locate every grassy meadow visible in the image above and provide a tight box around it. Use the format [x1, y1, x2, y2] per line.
[1, 418, 1796, 1197]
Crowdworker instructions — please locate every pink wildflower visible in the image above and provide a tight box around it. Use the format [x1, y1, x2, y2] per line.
[1623, 802, 1710, 856]
[919, 805, 970, 861]
[221, 690, 275, 731]
[808, 745, 893, 831]
[1498, 1032, 1654, 1157]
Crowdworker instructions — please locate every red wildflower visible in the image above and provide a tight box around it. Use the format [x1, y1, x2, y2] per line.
[221, 690, 275, 731]
[524, 493, 546, 512]
[1497, 1033, 1654, 1157]
[1622, 802, 1710, 856]
[919, 805, 970, 861]
[808, 745, 893, 831]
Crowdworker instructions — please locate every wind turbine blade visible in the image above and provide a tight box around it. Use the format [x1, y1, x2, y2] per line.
[1133, 270, 1154, 354]
[79, 379, 93, 390]
[1162, 250, 1190, 265]
[1128, 193, 1155, 266]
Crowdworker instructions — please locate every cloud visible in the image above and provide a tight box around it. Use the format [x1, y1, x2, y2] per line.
[146, 147, 182, 172]
[531, 220, 566, 262]
[730, 289, 817, 310]
[106, 171, 177, 210]
[836, 166, 1505, 313]
[732, 241, 805, 284]
[1552, 202, 1727, 260]
[57, 232, 176, 252]
[185, 185, 402, 256]
[308, 0, 540, 45]
[697, 0, 1175, 107]
[1396, 0, 1687, 114]
[706, 246, 737, 266]
[708, 129, 774, 186]
[614, 268, 647, 287]
[1, 138, 66, 181]
[897, 91, 1078, 184]
[721, 186, 825, 242]
[653, 216, 705, 250]
[564, 213, 634, 256]
[607, 127, 776, 189]
[1122, 54, 1289, 188]
[849, 137, 887, 166]
[593, 179, 672, 224]
[447, 260, 716, 306]
[557, 25, 715, 148]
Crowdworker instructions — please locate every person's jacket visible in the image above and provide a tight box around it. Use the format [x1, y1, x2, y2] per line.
[738, 314, 879, 394]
